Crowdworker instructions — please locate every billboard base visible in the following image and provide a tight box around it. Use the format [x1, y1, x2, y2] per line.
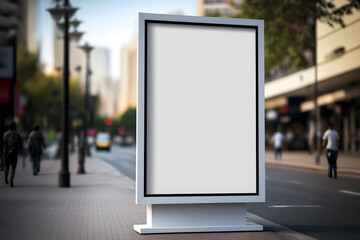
[134, 203, 263, 234]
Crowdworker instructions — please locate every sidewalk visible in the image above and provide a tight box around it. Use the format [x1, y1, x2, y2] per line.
[0, 154, 304, 240]
[266, 150, 360, 176]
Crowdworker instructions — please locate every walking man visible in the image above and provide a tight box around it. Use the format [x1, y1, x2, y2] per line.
[322, 123, 340, 178]
[271, 128, 285, 160]
[3, 122, 22, 187]
[28, 124, 46, 176]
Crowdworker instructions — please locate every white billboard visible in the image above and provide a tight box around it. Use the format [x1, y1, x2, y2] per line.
[136, 13, 264, 205]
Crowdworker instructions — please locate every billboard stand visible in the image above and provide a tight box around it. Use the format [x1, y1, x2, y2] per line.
[135, 13, 265, 235]
[134, 203, 262, 234]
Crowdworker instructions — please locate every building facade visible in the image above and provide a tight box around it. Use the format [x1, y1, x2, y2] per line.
[265, 3, 360, 154]
[116, 36, 137, 117]
[99, 80, 118, 118]
[54, 34, 110, 94]
[197, 0, 243, 16]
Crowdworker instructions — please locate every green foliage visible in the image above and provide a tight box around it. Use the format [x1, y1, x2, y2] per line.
[119, 107, 136, 132]
[317, 0, 360, 27]
[94, 115, 106, 132]
[69, 77, 84, 111]
[206, 11, 227, 18]
[93, 107, 136, 137]
[211, 0, 360, 80]
[232, 0, 316, 79]
[23, 72, 61, 128]
[17, 46, 84, 131]
[47, 128, 56, 143]
[17, 45, 38, 84]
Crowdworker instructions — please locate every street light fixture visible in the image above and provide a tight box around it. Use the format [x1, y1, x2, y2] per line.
[78, 42, 94, 173]
[47, 0, 80, 187]
[47, 0, 78, 23]
[47, 2, 65, 23]
[75, 65, 82, 76]
[57, 19, 84, 42]
[55, 66, 62, 76]
[78, 42, 94, 55]
[70, 18, 82, 29]
[70, 29, 84, 42]
[56, 19, 84, 42]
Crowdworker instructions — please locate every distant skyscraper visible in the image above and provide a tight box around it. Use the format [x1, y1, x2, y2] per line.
[99, 80, 117, 118]
[88, 47, 110, 94]
[54, 34, 110, 94]
[25, 0, 38, 53]
[0, 0, 39, 51]
[116, 36, 137, 117]
[197, 0, 243, 16]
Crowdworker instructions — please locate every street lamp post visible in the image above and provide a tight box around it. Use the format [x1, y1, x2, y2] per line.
[47, 0, 79, 187]
[314, 4, 321, 165]
[78, 42, 94, 174]
[75, 65, 82, 78]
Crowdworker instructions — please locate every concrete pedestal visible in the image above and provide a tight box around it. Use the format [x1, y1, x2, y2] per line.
[134, 203, 263, 234]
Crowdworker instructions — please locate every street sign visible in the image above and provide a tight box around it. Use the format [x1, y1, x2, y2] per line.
[135, 13, 264, 234]
[0, 46, 14, 79]
[0, 46, 15, 115]
[105, 118, 112, 126]
[88, 128, 96, 136]
[0, 80, 10, 104]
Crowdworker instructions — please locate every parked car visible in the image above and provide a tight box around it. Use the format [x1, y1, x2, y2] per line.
[122, 136, 134, 146]
[95, 132, 111, 151]
[112, 135, 123, 145]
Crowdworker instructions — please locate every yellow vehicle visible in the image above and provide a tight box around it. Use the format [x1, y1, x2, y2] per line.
[95, 132, 111, 151]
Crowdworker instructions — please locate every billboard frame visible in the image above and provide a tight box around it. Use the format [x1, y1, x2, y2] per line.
[136, 13, 265, 205]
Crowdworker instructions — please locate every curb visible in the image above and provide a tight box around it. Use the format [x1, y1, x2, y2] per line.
[90, 155, 136, 187]
[248, 213, 316, 240]
[266, 160, 360, 176]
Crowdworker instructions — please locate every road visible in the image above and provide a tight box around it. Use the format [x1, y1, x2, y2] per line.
[93, 145, 136, 181]
[94, 145, 360, 240]
[248, 166, 360, 240]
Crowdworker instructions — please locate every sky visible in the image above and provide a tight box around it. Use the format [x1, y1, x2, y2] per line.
[37, 0, 197, 80]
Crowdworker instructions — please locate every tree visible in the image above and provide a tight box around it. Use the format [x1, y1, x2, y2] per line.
[225, 0, 360, 80]
[119, 107, 136, 133]
[317, 0, 360, 27]
[17, 45, 38, 85]
[92, 107, 136, 137]
[17, 46, 84, 131]
[227, 0, 359, 164]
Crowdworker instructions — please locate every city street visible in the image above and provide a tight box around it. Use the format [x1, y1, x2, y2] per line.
[94, 145, 360, 240]
[94, 145, 136, 181]
[1, 0, 359, 239]
[248, 166, 360, 240]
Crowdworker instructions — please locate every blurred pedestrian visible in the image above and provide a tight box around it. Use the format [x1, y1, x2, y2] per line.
[271, 129, 285, 160]
[308, 119, 315, 154]
[322, 123, 340, 179]
[2, 122, 22, 187]
[0, 137, 3, 171]
[28, 124, 46, 176]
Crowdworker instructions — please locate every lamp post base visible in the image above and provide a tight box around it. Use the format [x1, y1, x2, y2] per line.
[58, 171, 70, 187]
[77, 145, 86, 174]
[87, 145, 91, 157]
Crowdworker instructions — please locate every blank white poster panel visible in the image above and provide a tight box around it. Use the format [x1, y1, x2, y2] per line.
[146, 22, 257, 195]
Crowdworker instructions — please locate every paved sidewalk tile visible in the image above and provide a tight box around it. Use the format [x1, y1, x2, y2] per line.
[0, 155, 288, 240]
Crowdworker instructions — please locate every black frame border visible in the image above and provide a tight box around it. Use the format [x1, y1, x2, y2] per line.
[144, 19, 259, 198]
